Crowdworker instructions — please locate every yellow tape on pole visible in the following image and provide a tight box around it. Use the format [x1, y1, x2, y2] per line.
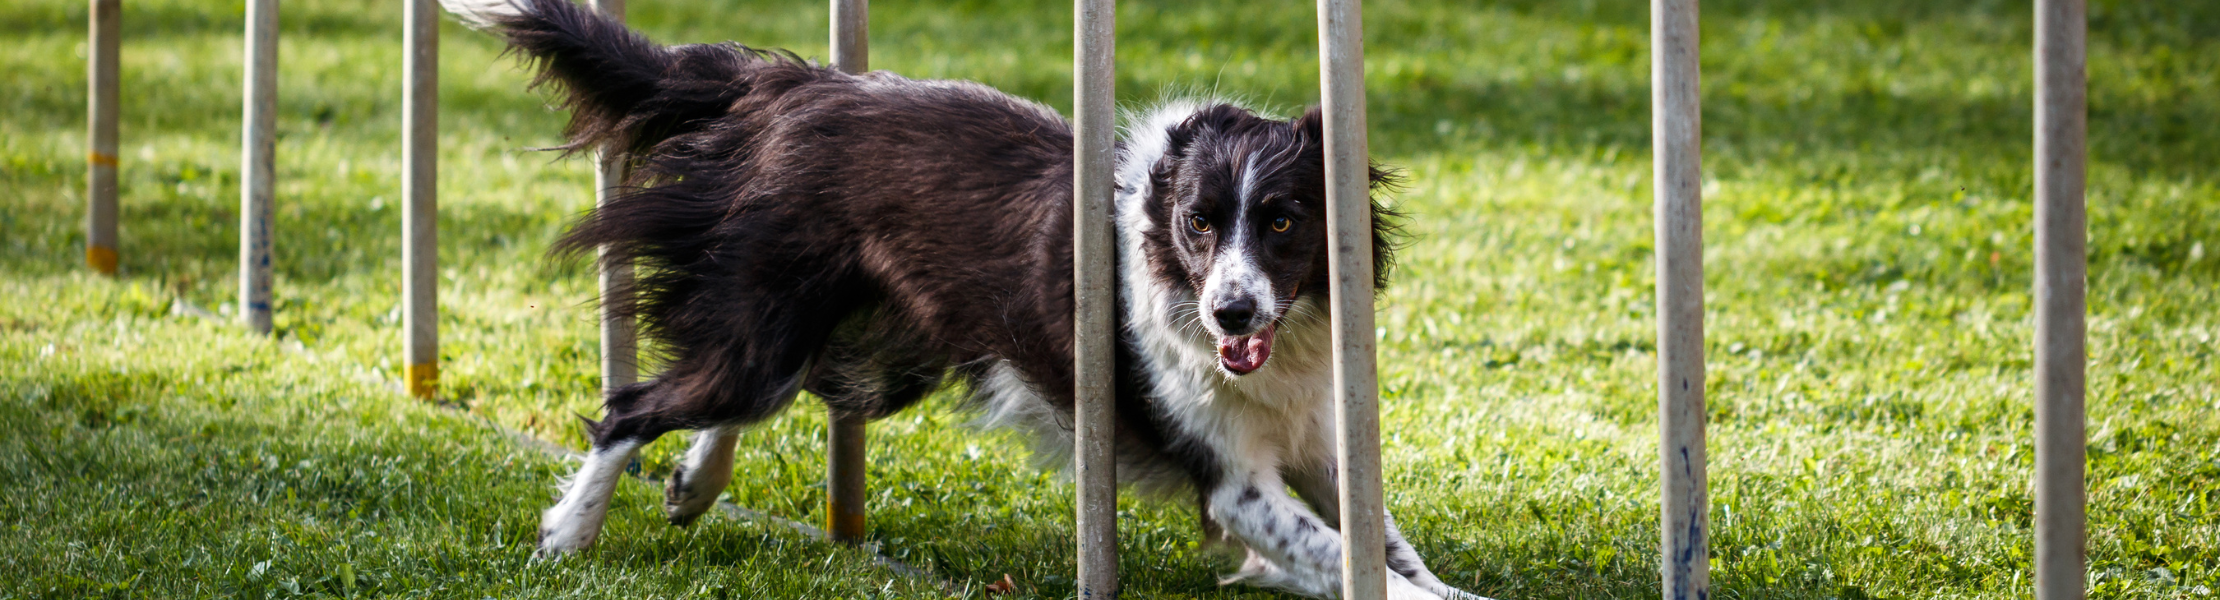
[406, 362, 438, 400]
[87, 245, 118, 274]
[88, 0, 120, 277]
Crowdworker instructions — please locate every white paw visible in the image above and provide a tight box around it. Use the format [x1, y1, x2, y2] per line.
[1218, 549, 1294, 588]
[1218, 547, 1335, 597]
[1422, 582, 1495, 600]
[1386, 579, 1444, 600]
[1409, 571, 1495, 600]
[536, 501, 605, 557]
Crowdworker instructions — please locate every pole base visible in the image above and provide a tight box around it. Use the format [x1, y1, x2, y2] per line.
[87, 245, 118, 275]
[406, 362, 439, 399]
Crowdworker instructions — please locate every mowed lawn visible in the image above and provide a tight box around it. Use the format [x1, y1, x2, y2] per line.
[3, 0, 2216, 597]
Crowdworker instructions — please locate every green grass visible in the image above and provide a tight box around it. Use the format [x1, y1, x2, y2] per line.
[3, 0, 2216, 597]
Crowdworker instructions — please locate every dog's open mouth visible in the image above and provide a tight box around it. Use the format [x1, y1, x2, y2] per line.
[1216, 323, 1278, 376]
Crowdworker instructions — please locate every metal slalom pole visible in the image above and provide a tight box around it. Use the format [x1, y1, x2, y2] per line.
[87, 0, 121, 276]
[240, 0, 279, 335]
[1317, 0, 1385, 597]
[2033, 0, 2088, 597]
[825, 0, 870, 545]
[590, 0, 635, 393]
[1073, 0, 1119, 595]
[403, 0, 439, 399]
[1652, 0, 1708, 597]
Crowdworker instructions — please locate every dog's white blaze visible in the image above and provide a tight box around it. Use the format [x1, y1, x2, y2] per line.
[1236, 150, 1265, 205]
[1238, 143, 1300, 204]
[1213, 150, 1269, 339]
[1199, 210, 1278, 340]
[539, 439, 642, 555]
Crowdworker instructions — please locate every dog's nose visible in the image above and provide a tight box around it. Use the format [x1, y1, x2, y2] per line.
[1213, 298, 1257, 334]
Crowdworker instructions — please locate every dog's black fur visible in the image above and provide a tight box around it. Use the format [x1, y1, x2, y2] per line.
[482, 0, 1387, 463]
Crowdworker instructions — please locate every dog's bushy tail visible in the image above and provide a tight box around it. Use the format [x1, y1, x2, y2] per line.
[442, 0, 809, 157]
[448, 0, 837, 298]
[448, 0, 843, 346]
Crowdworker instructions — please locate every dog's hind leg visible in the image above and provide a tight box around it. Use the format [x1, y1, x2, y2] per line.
[662, 425, 739, 526]
[538, 435, 646, 557]
[665, 366, 811, 527]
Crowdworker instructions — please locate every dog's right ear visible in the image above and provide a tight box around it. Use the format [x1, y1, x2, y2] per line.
[1165, 104, 1248, 160]
[1148, 104, 1250, 193]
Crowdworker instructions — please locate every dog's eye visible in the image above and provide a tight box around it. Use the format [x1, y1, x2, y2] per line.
[1189, 215, 1211, 234]
[1270, 217, 1291, 233]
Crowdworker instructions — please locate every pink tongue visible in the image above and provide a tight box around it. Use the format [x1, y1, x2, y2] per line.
[1216, 324, 1277, 375]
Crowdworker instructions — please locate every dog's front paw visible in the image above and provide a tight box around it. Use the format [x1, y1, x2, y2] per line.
[1386, 572, 1449, 600]
[533, 528, 595, 558]
[535, 504, 603, 557]
[1407, 572, 1496, 600]
[1433, 586, 1496, 600]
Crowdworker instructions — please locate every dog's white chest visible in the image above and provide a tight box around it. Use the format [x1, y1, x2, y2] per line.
[1131, 295, 1338, 476]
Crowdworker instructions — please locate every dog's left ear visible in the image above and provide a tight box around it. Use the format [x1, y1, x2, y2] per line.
[1296, 107, 1406, 290]
[1295, 107, 1325, 144]
[1294, 107, 1402, 193]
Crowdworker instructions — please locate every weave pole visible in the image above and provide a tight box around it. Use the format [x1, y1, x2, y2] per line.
[1651, 0, 1708, 597]
[240, 0, 278, 335]
[86, 0, 121, 276]
[1072, 0, 1118, 594]
[589, 0, 635, 393]
[1317, 0, 1384, 598]
[402, 0, 439, 399]
[824, 0, 869, 545]
[2033, 0, 2088, 597]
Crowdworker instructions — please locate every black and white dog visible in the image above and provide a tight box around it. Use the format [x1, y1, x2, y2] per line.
[446, 1, 1478, 597]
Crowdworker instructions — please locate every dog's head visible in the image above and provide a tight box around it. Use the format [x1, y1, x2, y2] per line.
[1129, 103, 1400, 377]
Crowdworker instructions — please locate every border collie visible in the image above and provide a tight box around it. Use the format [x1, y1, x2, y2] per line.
[445, 1, 1478, 597]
